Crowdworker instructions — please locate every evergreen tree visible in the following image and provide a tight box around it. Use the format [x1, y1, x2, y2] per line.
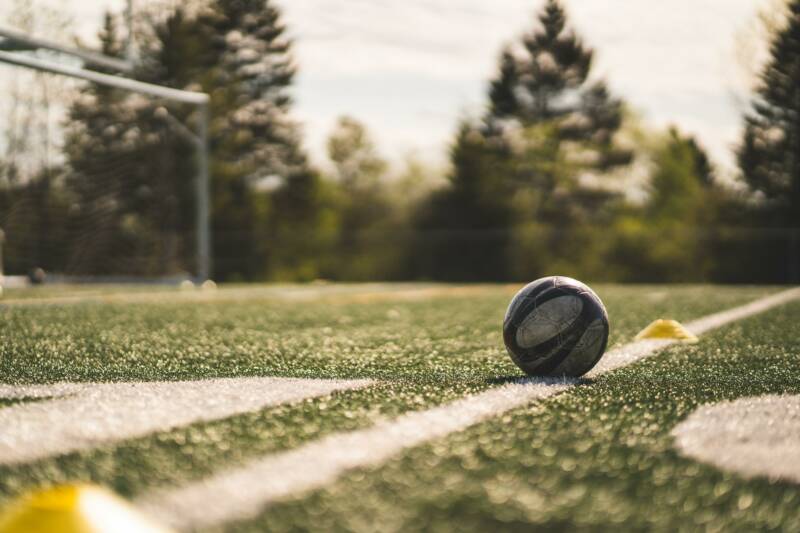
[486, 0, 629, 171]
[325, 117, 393, 279]
[192, 0, 318, 280]
[738, 1, 800, 220]
[610, 128, 716, 282]
[647, 129, 712, 222]
[489, 0, 591, 125]
[64, 13, 196, 275]
[65, 2, 317, 280]
[416, 0, 630, 281]
[195, 0, 304, 178]
[412, 120, 515, 281]
[737, 0, 800, 282]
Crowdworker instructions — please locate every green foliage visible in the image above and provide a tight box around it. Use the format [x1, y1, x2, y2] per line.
[735, 0, 800, 282]
[267, 169, 338, 281]
[411, 121, 515, 281]
[608, 129, 716, 282]
[648, 129, 708, 222]
[0, 167, 73, 275]
[190, 0, 317, 281]
[413, 0, 631, 282]
[322, 117, 399, 281]
[488, 0, 593, 124]
[738, 0, 800, 223]
[327, 116, 387, 190]
[486, 0, 630, 174]
[3, 0, 798, 284]
[59, 1, 327, 281]
[63, 13, 197, 276]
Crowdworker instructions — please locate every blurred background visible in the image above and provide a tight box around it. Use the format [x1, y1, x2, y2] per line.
[0, 0, 798, 284]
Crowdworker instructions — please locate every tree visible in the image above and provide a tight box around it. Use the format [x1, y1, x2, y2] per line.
[738, 1, 800, 222]
[64, 13, 196, 276]
[327, 116, 387, 191]
[486, 0, 630, 176]
[194, 0, 304, 179]
[610, 128, 716, 282]
[415, 0, 631, 282]
[191, 0, 318, 280]
[63, 1, 319, 280]
[2, 0, 73, 184]
[0, 0, 74, 275]
[324, 116, 398, 280]
[733, 0, 791, 91]
[736, 1, 800, 283]
[488, 0, 591, 125]
[412, 120, 515, 281]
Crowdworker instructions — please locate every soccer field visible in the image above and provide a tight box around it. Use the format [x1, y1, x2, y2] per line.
[0, 284, 799, 531]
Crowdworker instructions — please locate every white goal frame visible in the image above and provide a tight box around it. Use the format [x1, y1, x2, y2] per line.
[0, 28, 212, 282]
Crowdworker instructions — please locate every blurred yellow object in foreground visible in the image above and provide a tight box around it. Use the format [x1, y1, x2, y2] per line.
[0, 484, 170, 533]
[635, 319, 699, 343]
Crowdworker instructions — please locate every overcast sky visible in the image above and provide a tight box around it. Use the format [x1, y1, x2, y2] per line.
[2, 0, 772, 173]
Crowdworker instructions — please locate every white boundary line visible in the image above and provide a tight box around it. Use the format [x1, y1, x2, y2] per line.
[0, 377, 373, 465]
[672, 394, 800, 483]
[138, 287, 800, 530]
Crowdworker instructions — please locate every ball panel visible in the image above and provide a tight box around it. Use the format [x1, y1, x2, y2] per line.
[503, 277, 555, 325]
[550, 318, 607, 376]
[515, 294, 583, 349]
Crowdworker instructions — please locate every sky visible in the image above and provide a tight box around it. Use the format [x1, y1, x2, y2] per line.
[1, 0, 773, 173]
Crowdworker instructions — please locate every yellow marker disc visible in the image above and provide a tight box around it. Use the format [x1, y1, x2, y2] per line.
[0, 484, 170, 533]
[634, 319, 699, 343]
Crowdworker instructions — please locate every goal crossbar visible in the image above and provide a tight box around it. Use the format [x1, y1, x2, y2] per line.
[0, 25, 134, 74]
[0, 50, 207, 104]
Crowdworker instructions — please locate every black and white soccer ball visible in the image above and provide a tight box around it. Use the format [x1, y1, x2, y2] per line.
[503, 276, 609, 377]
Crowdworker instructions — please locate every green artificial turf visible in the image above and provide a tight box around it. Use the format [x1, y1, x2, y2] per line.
[237, 299, 800, 532]
[0, 284, 775, 383]
[0, 283, 792, 530]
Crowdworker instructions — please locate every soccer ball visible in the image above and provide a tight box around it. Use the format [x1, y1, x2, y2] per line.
[503, 276, 609, 377]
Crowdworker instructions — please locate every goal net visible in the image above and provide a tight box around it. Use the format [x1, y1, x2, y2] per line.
[0, 0, 210, 284]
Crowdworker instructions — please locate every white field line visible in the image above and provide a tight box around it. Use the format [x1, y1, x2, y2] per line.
[0, 377, 372, 465]
[672, 394, 800, 483]
[138, 287, 800, 531]
[587, 287, 800, 377]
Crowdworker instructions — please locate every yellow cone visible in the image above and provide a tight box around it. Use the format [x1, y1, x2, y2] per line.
[635, 319, 699, 343]
[0, 484, 171, 533]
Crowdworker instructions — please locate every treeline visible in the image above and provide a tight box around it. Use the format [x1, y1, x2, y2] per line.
[1, 0, 798, 283]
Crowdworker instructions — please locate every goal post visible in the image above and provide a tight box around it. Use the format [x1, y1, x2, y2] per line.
[0, 49, 212, 282]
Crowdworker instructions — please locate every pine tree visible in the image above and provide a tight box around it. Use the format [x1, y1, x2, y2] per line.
[196, 0, 305, 178]
[489, 0, 591, 125]
[63, 2, 317, 280]
[488, 49, 522, 121]
[411, 120, 515, 281]
[486, 0, 629, 167]
[64, 13, 196, 275]
[737, 1, 800, 282]
[192, 0, 318, 280]
[738, 1, 800, 221]
[415, 0, 631, 281]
